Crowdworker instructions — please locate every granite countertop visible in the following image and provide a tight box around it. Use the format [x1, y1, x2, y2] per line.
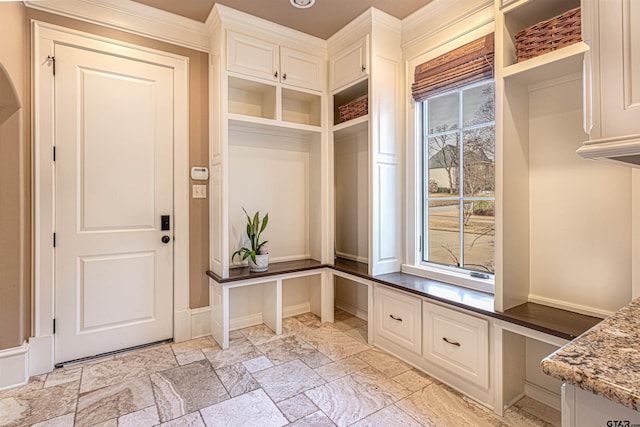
[541, 297, 640, 411]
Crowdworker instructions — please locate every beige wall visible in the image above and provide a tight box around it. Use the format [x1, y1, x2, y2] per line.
[25, 9, 211, 311]
[0, 2, 31, 350]
[528, 77, 632, 313]
[0, 9, 212, 351]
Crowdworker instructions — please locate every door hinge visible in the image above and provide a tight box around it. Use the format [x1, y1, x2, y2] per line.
[53, 318, 56, 334]
[53, 146, 56, 161]
[47, 55, 56, 75]
[47, 55, 56, 76]
[53, 233, 56, 248]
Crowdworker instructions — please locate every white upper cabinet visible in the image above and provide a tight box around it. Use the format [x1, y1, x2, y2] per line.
[227, 31, 324, 91]
[329, 36, 369, 92]
[586, 0, 640, 140]
[280, 47, 324, 91]
[227, 31, 279, 82]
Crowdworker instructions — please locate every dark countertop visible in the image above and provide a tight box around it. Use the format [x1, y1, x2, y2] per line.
[206, 259, 324, 283]
[207, 258, 602, 341]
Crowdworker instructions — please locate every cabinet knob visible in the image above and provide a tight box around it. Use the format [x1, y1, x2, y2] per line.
[442, 337, 461, 347]
[274, 71, 278, 78]
[361, 65, 366, 72]
[282, 73, 287, 80]
[389, 314, 403, 322]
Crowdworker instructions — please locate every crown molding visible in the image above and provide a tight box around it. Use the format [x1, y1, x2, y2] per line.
[402, 0, 494, 52]
[371, 8, 401, 34]
[204, 4, 221, 37]
[327, 8, 372, 53]
[24, 0, 210, 52]
[212, 4, 326, 54]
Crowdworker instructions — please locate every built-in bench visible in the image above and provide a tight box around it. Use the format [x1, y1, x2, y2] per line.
[206, 258, 601, 345]
[207, 258, 603, 415]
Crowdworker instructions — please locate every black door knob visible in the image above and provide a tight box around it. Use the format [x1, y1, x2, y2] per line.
[161, 235, 171, 244]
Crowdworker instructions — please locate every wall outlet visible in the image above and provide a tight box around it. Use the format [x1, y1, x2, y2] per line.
[192, 184, 207, 199]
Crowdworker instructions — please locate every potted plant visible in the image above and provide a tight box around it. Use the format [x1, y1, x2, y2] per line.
[232, 207, 269, 272]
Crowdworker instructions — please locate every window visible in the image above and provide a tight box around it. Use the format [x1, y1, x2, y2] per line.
[421, 81, 495, 280]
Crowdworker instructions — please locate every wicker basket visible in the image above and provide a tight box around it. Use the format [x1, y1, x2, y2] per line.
[515, 7, 581, 63]
[338, 97, 368, 123]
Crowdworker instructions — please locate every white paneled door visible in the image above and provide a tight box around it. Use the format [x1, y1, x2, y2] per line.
[54, 44, 174, 363]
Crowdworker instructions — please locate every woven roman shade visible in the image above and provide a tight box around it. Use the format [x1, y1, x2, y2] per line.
[412, 33, 494, 102]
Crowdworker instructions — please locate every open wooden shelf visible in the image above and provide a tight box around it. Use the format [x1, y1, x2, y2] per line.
[502, 42, 589, 86]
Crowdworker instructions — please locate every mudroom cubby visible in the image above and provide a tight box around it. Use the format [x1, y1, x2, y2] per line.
[493, 0, 628, 317]
[333, 120, 369, 265]
[331, 270, 373, 344]
[328, 9, 403, 276]
[227, 126, 323, 267]
[209, 5, 330, 279]
[494, 323, 566, 415]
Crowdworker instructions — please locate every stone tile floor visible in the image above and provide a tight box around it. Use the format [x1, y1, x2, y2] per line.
[0, 310, 560, 426]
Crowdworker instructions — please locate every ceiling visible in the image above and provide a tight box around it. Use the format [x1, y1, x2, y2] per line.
[132, 0, 433, 39]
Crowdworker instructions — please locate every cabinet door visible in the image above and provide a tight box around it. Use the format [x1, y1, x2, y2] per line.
[280, 47, 324, 91]
[592, 1, 640, 139]
[423, 301, 488, 388]
[330, 36, 368, 91]
[563, 384, 640, 426]
[374, 286, 422, 354]
[227, 31, 279, 82]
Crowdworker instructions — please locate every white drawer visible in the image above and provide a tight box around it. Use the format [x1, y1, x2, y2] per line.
[423, 301, 488, 388]
[374, 286, 421, 354]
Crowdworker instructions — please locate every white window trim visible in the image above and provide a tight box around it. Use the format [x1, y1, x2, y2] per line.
[402, 263, 494, 294]
[403, 22, 496, 295]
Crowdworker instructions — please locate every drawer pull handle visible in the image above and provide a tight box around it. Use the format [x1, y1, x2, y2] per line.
[389, 314, 403, 322]
[442, 337, 461, 347]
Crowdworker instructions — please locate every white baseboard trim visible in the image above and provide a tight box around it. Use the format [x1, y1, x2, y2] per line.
[28, 334, 54, 376]
[0, 342, 29, 391]
[283, 303, 311, 318]
[335, 301, 368, 321]
[524, 381, 561, 411]
[528, 294, 613, 319]
[335, 252, 368, 264]
[230, 303, 313, 330]
[504, 391, 527, 411]
[174, 309, 192, 343]
[229, 313, 264, 331]
[190, 306, 211, 338]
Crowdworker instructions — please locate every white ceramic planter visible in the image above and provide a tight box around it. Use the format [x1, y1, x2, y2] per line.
[248, 254, 269, 272]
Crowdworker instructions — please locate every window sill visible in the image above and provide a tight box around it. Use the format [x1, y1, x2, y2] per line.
[401, 263, 494, 294]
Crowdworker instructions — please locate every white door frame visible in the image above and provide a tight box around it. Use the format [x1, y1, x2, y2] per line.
[31, 21, 191, 374]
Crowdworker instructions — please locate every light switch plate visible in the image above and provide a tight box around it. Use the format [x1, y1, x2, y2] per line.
[192, 184, 207, 199]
